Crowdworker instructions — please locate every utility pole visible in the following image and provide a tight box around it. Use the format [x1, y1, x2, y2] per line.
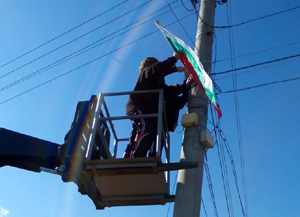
[173, 0, 216, 217]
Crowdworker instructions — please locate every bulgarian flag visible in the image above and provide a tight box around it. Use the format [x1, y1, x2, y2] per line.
[155, 21, 222, 119]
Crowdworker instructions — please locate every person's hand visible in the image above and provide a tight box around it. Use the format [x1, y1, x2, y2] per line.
[177, 66, 185, 72]
[186, 77, 193, 87]
[184, 67, 189, 79]
[174, 51, 182, 60]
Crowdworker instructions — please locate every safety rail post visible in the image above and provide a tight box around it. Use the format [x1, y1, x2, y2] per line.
[86, 89, 170, 163]
[102, 99, 119, 143]
[113, 139, 118, 158]
[114, 138, 129, 158]
[156, 89, 164, 157]
[77, 89, 179, 200]
[85, 93, 104, 160]
[95, 89, 168, 161]
[98, 89, 163, 158]
[166, 133, 171, 191]
[95, 121, 112, 159]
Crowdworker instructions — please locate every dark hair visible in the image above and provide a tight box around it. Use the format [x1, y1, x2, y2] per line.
[139, 57, 159, 72]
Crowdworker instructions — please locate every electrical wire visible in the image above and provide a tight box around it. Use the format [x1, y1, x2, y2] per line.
[0, 0, 187, 93]
[181, 0, 194, 11]
[226, 2, 247, 216]
[211, 32, 219, 88]
[8, 35, 297, 91]
[226, 5, 238, 217]
[216, 128, 234, 217]
[211, 53, 300, 76]
[201, 197, 209, 217]
[210, 98, 247, 215]
[204, 153, 219, 217]
[218, 126, 247, 216]
[217, 75, 300, 95]
[0, 1, 152, 79]
[0, 0, 128, 69]
[0, 14, 194, 106]
[165, 0, 196, 46]
[215, 58, 299, 81]
[209, 101, 248, 217]
[195, 4, 300, 29]
[212, 40, 300, 64]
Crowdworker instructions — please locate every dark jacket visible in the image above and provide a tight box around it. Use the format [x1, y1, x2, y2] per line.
[126, 56, 188, 114]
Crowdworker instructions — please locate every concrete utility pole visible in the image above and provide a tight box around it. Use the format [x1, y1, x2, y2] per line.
[173, 0, 216, 217]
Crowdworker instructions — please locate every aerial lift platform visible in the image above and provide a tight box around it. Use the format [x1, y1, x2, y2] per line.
[0, 90, 197, 209]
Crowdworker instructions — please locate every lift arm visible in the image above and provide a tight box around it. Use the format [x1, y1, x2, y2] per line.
[0, 95, 110, 209]
[0, 95, 107, 176]
[0, 127, 60, 172]
[0, 93, 198, 210]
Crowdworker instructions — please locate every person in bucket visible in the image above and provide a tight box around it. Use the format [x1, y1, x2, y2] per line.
[123, 52, 192, 158]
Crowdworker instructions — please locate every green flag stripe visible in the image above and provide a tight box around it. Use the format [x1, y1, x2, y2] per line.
[166, 37, 217, 106]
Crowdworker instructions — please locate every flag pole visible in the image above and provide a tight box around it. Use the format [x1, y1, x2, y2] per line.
[173, 0, 216, 216]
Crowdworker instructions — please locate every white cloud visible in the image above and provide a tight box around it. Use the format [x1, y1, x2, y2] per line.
[0, 207, 9, 217]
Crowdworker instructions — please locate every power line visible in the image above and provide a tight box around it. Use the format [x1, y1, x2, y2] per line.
[196, 4, 300, 29]
[0, 14, 194, 105]
[0, 1, 152, 79]
[19, 1, 295, 95]
[0, 0, 128, 69]
[215, 58, 298, 81]
[214, 121, 247, 216]
[221, 128, 246, 216]
[181, 0, 194, 11]
[212, 40, 300, 64]
[226, 1, 248, 217]
[211, 53, 300, 76]
[224, 3, 239, 217]
[165, 0, 196, 46]
[204, 154, 219, 217]
[217, 75, 300, 95]
[0, 1, 188, 93]
[215, 130, 234, 217]
[209, 103, 247, 217]
[201, 198, 209, 217]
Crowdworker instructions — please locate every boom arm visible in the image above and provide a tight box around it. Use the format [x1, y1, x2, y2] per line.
[0, 93, 190, 210]
[0, 95, 110, 209]
[0, 128, 60, 172]
[0, 95, 105, 175]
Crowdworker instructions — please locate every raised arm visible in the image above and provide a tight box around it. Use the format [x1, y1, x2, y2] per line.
[149, 52, 184, 77]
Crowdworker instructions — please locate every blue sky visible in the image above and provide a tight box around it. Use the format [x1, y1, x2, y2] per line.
[0, 0, 300, 217]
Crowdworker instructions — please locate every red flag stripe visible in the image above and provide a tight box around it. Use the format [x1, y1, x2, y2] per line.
[180, 52, 222, 119]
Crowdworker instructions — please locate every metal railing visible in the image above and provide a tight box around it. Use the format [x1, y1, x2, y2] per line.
[85, 89, 171, 188]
